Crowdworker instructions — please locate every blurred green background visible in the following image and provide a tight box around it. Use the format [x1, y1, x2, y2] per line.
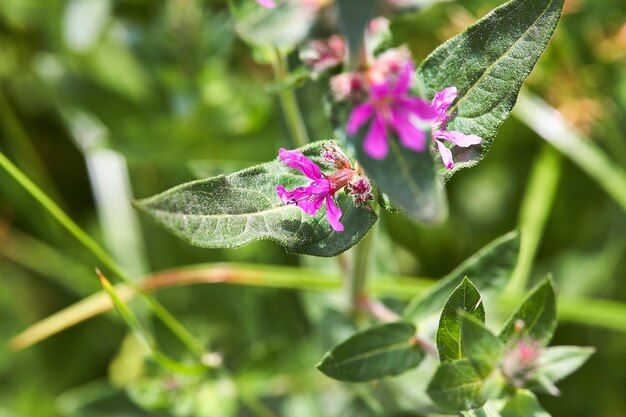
[0, 0, 625, 416]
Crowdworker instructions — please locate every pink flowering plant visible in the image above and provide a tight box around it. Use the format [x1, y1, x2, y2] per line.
[0, 0, 581, 415]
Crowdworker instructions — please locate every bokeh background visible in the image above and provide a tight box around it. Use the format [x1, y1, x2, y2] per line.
[0, 0, 625, 416]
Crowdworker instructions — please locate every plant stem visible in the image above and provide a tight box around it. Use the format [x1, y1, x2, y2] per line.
[271, 49, 309, 147]
[0, 150, 206, 358]
[349, 218, 377, 312]
[507, 144, 561, 294]
[10, 262, 626, 351]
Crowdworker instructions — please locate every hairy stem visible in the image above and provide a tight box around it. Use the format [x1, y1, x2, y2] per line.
[349, 218, 377, 312]
[271, 49, 309, 147]
[0, 150, 205, 358]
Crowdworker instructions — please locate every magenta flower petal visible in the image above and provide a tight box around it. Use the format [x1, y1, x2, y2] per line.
[325, 196, 344, 231]
[363, 115, 389, 160]
[393, 61, 414, 95]
[278, 148, 323, 180]
[432, 86, 457, 114]
[399, 96, 439, 120]
[347, 102, 375, 135]
[434, 129, 482, 147]
[436, 140, 454, 169]
[276, 181, 329, 215]
[257, 0, 276, 8]
[391, 109, 426, 152]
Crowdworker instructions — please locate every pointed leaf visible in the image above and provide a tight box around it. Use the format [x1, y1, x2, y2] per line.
[336, 0, 376, 68]
[499, 390, 551, 417]
[316, 322, 424, 382]
[135, 142, 377, 257]
[499, 277, 557, 346]
[462, 402, 502, 417]
[436, 278, 485, 362]
[417, 0, 564, 178]
[536, 346, 595, 382]
[461, 315, 504, 378]
[350, 131, 447, 224]
[405, 231, 520, 321]
[427, 358, 485, 412]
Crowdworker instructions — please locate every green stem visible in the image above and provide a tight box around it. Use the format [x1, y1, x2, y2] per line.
[349, 223, 377, 311]
[271, 49, 309, 147]
[507, 145, 561, 294]
[0, 150, 205, 358]
[10, 262, 626, 351]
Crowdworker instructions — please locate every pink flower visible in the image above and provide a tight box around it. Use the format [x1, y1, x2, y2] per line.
[430, 86, 482, 169]
[257, 0, 276, 8]
[346, 60, 436, 160]
[299, 35, 346, 75]
[275, 144, 372, 232]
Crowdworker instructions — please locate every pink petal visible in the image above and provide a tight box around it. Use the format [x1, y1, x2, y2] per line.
[325, 196, 344, 232]
[391, 109, 426, 152]
[278, 148, 323, 180]
[363, 115, 389, 160]
[257, 0, 276, 8]
[276, 180, 330, 215]
[347, 103, 374, 135]
[436, 140, 454, 170]
[399, 96, 439, 120]
[433, 129, 482, 147]
[432, 86, 457, 124]
[393, 60, 415, 95]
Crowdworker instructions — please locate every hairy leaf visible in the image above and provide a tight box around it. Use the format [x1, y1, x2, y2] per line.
[436, 278, 485, 362]
[351, 132, 447, 224]
[462, 402, 502, 417]
[135, 142, 377, 257]
[536, 346, 595, 382]
[499, 277, 557, 345]
[461, 315, 504, 378]
[499, 390, 551, 417]
[417, 0, 564, 178]
[427, 358, 485, 412]
[405, 231, 520, 321]
[316, 322, 424, 382]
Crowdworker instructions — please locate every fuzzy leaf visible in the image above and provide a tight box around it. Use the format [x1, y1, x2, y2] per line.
[417, 0, 564, 178]
[316, 322, 424, 382]
[436, 278, 485, 362]
[499, 390, 551, 417]
[461, 315, 504, 378]
[404, 231, 520, 321]
[536, 346, 595, 382]
[462, 402, 502, 417]
[350, 131, 447, 224]
[236, 1, 316, 49]
[135, 142, 377, 257]
[336, 0, 376, 67]
[499, 277, 557, 346]
[427, 358, 485, 412]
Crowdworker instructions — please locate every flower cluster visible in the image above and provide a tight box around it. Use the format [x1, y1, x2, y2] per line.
[275, 143, 372, 231]
[329, 46, 482, 168]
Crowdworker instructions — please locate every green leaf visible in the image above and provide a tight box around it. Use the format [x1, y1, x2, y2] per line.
[499, 277, 557, 346]
[336, 0, 376, 68]
[135, 142, 377, 257]
[416, 0, 564, 178]
[235, 1, 317, 49]
[316, 322, 424, 382]
[350, 131, 447, 224]
[436, 278, 485, 362]
[462, 402, 502, 417]
[536, 346, 595, 382]
[404, 231, 520, 321]
[427, 358, 485, 412]
[499, 390, 551, 417]
[461, 316, 504, 378]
